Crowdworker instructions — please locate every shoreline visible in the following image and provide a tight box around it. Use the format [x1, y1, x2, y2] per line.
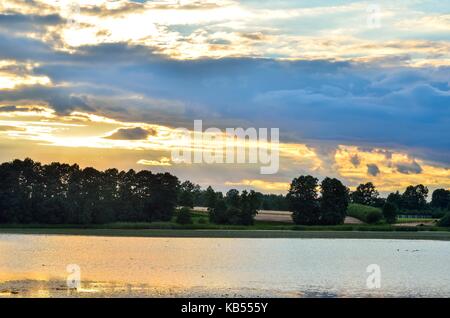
[1, 228, 450, 241]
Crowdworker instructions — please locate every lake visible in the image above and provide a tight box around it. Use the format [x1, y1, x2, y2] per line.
[1, 234, 449, 297]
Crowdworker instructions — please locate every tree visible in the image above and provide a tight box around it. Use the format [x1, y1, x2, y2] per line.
[0, 158, 180, 225]
[320, 177, 349, 225]
[225, 189, 240, 208]
[351, 182, 379, 206]
[176, 207, 193, 224]
[239, 190, 260, 225]
[146, 172, 179, 222]
[431, 189, 450, 210]
[226, 206, 243, 225]
[386, 191, 402, 208]
[261, 194, 288, 211]
[208, 189, 260, 225]
[402, 185, 428, 210]
[178, 180, 200, 208]
[383, 202, 398, 224]
[204, 186, 217, 209]
[209, 199, 228, 224]
[287, 175, 320, 225]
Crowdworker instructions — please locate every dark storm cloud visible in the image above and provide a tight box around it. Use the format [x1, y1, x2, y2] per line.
[0, 13, 62, 26]
[396, 161, 423, 175]
[350, 154, 361, 167]
[0, 105, 20, 112]
[0, 85, 93, 114]
[0, 13, 64, 36]
[1, 30, 449, 164]
[0, 105, 45, 112]
[105, 127, 156, 140]
[367, 164, 380, 177]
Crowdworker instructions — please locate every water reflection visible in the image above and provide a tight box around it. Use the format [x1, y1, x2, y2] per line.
[1, 234, 449, 297]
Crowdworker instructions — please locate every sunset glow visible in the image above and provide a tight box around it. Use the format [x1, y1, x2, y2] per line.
[0, 0, 448, 193]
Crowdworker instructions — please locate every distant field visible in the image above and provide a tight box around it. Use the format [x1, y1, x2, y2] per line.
[194, 207, 363, 224]
[0, 205, 445, 238]
[397, 218, 438, 224]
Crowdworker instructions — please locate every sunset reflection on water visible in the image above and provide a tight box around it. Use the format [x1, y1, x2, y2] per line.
[1, 234, 450, 297]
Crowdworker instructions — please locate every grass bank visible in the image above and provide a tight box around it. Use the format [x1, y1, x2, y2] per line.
[1, 225, 450, 241]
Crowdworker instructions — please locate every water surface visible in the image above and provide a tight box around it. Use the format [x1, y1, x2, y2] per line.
[1, 234, 449, 297]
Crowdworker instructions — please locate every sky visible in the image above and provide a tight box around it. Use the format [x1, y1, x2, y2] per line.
[0, 0, 449, 194]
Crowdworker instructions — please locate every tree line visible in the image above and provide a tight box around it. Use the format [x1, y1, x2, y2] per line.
[0, 159, 449, 225]
[0, 159, 178, 224]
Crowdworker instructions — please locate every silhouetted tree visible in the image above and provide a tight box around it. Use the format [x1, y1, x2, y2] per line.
[260, 194, 289, 211]
[209, 198, 228, 224]
[208, 189, 260, 225]
[386, 191, 402, 208]
[351, 182, 379, 206]
[225, 189, 241, 208]
[205, 186, 217, 210]
[178, 180, 200, 208]
[431, 189, 450, 210]
[176, 207, 193, 225]
[383, 202, 398, 224]
[402, 185, 428, 210]
[287, 175, 320, 225]
[320, 177, 349, 225]
[0, 159, 179, 224]
[239, 190, 260, 225]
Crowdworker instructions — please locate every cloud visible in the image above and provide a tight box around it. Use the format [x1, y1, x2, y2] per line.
[225, 179, 289, 192]
[350, 154, 361, 167]
[0, 13, 63, 28]
[0, 125, 25, 131]
[105, 127, 155, 140]
[0, 0, 449, 190]
[396, 161, 423, 175]
[137, 157, 171, 167]
[367, 164, 380, 177]
[1, 42, 449, 164]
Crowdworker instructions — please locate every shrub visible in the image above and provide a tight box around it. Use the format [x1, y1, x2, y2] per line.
[366, 210, 383, 224]
[227, 207, 243, 225]
[438, 213, 450, 227]
[383, 202, 398, 224]
[197, 218, 207, 224]
[176, 207, 192, 225]
[347, 203, 383, 224]
[431, 208, 448, 219]
[209, 199, 228, 224]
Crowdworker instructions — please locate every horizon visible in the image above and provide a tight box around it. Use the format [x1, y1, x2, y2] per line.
[0, 157, 443, 201]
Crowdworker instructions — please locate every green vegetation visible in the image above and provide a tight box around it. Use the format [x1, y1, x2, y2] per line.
[351, 182, 384, 207]
[207, 189, 260, 225]
[432, 189, 450, 210]
[287, 175, 320, 225]
[397, 218, 437, 224]
[176, 207, 193, 225]
[287, 176, 349, 225]
[347, 203, 383, 224]
[1, 227, 450, 241]
[0, 159, 179, 224]
[0, 158, 448, 233]
[382, 202, 398, 224]
[438, 213, 450, 227]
